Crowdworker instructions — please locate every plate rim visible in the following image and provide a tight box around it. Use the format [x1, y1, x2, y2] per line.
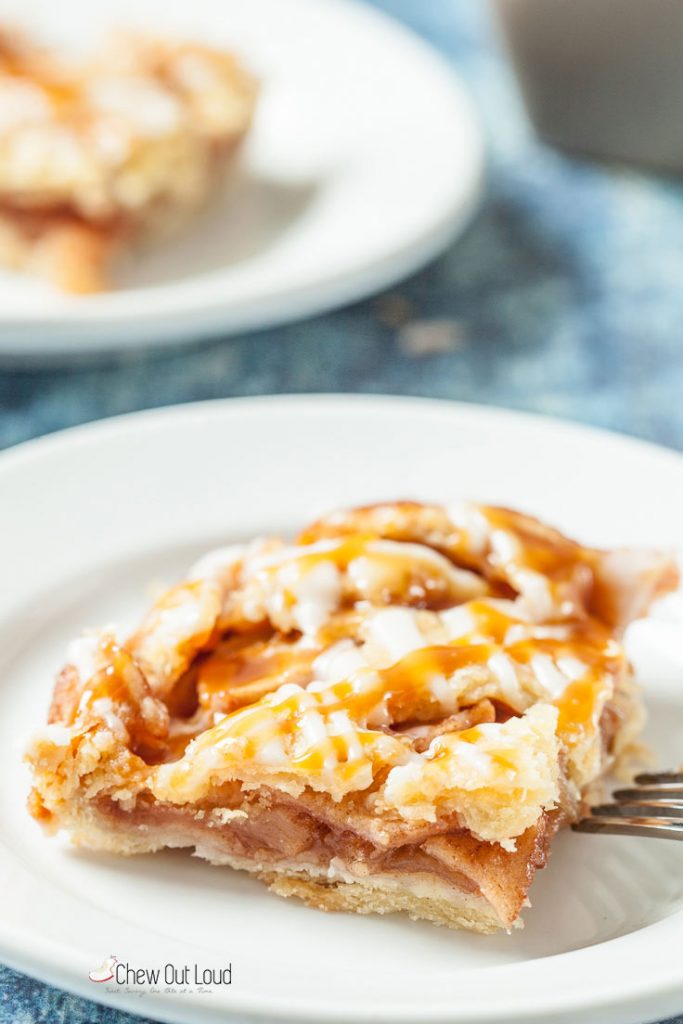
[2, 392, 683, 474]
[1, 394, 682, 1024]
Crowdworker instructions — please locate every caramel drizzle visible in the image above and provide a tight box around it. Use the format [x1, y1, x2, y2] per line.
[75, 638, 169, 759]
[0, 44, 79, 110]
[77, 518, 624, 771]
[187, 601, 623, 772]
[257, 532, 479, 603]
[482, 506, 589, 581]
[299, 503, 601, 614]
[267, 533, 378, 571]
[197, 633, 318, 710]
[442, 599, 623, 739]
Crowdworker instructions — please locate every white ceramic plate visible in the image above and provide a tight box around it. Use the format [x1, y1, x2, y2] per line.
[1, 395, 682, 1024]
[0, 0, 482, 359]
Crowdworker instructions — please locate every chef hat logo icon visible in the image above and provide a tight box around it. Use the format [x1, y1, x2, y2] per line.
[88, 955, 119, 983]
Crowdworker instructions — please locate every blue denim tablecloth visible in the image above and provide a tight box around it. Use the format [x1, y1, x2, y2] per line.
[1, 1, 682, 1022]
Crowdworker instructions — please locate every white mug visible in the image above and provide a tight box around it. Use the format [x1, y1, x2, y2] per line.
[493, 0, 683, 171]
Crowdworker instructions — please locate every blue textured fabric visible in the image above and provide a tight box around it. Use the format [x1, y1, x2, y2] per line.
[1, 1, 682, 1022]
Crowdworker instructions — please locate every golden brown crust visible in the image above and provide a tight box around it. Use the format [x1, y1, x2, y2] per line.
[263, 875, 506, 934]
[0, 210, 119, 293]
[47, 664, 82, 725]
[26, 500, 677, 933]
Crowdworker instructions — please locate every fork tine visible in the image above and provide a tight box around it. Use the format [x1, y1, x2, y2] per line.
[573, 769, 683, 840]
[591, 802, 683, 819]
[572, 817, 683, 840]
[610, 791, 683, 807]
[613, 783, 683, 800]
[634, 771, 683, 784]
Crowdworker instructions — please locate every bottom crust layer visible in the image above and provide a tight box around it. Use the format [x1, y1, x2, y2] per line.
[264, 874, 508, 934]
[42, 795, 558, 934]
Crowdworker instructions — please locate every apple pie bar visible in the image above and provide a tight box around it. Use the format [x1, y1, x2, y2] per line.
[0, 28, 257, 292]
[27, 502, 677, 933]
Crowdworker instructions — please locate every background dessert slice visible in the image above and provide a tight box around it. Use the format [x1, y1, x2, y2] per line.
[0, 29, 257, 292]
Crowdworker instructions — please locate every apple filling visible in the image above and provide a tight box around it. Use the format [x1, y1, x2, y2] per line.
[27, 501, 677, 932]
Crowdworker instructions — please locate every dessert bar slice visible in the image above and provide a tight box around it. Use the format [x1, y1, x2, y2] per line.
[27, 502, 677, 932]
[0, 29, 256, 291]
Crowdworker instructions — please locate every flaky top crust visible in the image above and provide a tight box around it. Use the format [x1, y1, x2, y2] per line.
[27, 501, 676, 854]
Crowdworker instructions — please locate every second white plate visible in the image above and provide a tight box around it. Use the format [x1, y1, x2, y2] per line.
[0, 0, 482, 357]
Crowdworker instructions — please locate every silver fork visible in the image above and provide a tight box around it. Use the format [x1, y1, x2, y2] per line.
[572, 771, 683, 841]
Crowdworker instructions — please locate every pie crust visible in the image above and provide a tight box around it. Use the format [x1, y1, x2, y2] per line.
[27, 501, 677, 932]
